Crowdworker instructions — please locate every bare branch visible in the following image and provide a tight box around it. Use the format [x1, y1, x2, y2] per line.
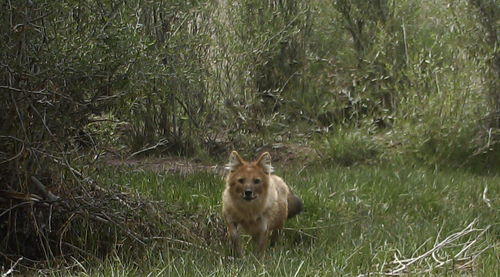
[357, 219, 493, 276]
[31, 176, 60, 202]
[1, 257, 23, 277]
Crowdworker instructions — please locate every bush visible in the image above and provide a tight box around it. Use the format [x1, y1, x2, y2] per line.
[313, 126, 383, 166]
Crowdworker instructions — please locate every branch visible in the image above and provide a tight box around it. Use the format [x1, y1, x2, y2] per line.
[1, 257, 23, 277]
[31, 176, 59, 202]
[0, 86, 49, 95]
[357, 219, 493, 276]
[128, 138, 169, 159]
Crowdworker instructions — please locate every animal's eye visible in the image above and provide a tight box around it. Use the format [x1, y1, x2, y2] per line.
[253, 178, 261, 184]
[238, 178, 245, 184]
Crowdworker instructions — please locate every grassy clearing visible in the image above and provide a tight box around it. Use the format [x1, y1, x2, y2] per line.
[55, 160, 500, 277]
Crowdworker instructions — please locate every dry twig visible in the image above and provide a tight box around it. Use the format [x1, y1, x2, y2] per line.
[357, 219, 494, 276]
[1, 257, 23, 277]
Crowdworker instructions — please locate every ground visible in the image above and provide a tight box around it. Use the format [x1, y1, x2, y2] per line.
[83, 152, 500, 277]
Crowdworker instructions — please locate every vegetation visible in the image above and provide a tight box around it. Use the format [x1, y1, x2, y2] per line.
[0, 0, 498, 275]
[49, 163, 500, 275]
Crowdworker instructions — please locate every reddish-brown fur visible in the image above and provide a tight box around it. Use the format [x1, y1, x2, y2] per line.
[222, 151, 302, 256]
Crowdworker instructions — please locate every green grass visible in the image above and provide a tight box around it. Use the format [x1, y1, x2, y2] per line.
[58, 161, 499, 276]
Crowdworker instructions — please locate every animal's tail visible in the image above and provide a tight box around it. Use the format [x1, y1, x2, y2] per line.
[287, 192, 303, 219]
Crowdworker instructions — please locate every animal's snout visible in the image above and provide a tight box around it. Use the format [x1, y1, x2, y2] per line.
[244, 189, 253, 197]
[242, 189, 255, 201]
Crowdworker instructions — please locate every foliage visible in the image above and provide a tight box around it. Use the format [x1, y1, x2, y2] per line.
[313, 125, 383, 166]
[208, 0, 311, 148]
[0, 0, 127, 190]
[114, 1, 216, 155]
[466, 0, 499, 128]
[1, 0, 497, 162]
[50, 163, 500, 276]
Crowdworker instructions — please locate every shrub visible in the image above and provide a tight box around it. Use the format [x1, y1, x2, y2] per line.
[314, 126, 383, 166]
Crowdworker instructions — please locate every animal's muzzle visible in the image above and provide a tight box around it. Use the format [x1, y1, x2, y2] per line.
[243, 189, 255, 201]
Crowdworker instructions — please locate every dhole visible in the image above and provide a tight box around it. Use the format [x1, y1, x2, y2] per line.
[222, 151, 302, 256]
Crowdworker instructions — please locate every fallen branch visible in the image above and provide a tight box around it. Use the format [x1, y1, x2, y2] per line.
[1, 257, 23, 277]
[31, 176, 59, 202]
[357, 219, 493, 276]
[128, 139, 169, 159]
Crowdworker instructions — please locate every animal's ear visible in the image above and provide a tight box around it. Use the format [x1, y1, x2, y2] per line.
[225, 151, 244, 172]
[256, 152, 273, 174]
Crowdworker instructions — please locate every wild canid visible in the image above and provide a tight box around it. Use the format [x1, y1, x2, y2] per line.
[222, 151, 303, 256]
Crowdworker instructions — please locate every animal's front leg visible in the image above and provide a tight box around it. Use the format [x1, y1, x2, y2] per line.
[252, 230, 269, 257]
[227, 222, 242, 257]
[269, 229, 282, 247]
[252, 219, 269, 256]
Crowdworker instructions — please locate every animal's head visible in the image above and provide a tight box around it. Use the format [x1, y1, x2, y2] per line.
[225, 151, 273, 202]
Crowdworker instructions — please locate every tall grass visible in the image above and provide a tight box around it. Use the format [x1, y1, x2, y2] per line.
[308, 0, 499, 169]
[51, 160, 499, 276]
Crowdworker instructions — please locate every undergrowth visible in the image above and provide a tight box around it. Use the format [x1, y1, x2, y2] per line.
[40, 160, 500, 276]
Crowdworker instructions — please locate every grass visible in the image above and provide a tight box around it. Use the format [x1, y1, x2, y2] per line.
[53, 160, 498, 276]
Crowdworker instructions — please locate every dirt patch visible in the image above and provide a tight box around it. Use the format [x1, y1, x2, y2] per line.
[103, 143, 317, 174]
[256, 143, 318, 163]
[103, 154, 225, 175]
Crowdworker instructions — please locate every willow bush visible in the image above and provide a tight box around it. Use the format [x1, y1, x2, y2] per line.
[0, 0, 146, 265]
[206, 0, 311, 150]
[389, 0, 499, 167]
[114, 1, 216, 155]
[2, 0, 498, 187]
[0, 0, 135, 191]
